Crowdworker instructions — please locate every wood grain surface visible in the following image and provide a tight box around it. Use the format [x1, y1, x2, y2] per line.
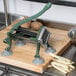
[0, 20, 71, 73]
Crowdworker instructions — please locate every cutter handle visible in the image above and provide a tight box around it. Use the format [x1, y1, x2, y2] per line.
[9, 2, 52, 33]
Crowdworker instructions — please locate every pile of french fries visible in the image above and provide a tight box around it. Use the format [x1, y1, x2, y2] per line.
[49, 53, 75, 74]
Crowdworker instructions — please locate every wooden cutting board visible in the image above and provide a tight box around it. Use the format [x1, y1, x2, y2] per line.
[0, 21, 71, 73]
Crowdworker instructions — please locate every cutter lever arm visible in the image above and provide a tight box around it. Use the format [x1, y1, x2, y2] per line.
[9, 2, 52, 33]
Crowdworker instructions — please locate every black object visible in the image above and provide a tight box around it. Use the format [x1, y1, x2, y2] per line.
[25, 0, 76, 7]
[41, 29, 50, 45]
[15, 26, 37, 38]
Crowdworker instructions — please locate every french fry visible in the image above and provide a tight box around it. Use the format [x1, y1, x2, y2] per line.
[49, 52, 75, 74]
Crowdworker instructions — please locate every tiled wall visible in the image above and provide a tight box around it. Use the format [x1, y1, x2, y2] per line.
[0, 0, 76, 25]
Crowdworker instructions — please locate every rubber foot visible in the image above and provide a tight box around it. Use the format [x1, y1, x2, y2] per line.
[45, 47, 56, 53]
[15, 40, 25, 46]
[33, 57, 45, 65]
[1, 50, 13, 56]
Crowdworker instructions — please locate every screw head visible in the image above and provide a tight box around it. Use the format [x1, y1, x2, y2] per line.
[68, 28, 76, 40]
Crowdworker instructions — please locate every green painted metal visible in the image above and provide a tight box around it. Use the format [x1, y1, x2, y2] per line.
[3, 3, 52, 60]
[10, 2, 52, 33]
[35, 42, 41, 58]
[3, 34, 12, 51]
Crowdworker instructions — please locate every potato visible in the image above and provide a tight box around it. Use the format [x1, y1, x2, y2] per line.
[31, 21, 43, 30]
